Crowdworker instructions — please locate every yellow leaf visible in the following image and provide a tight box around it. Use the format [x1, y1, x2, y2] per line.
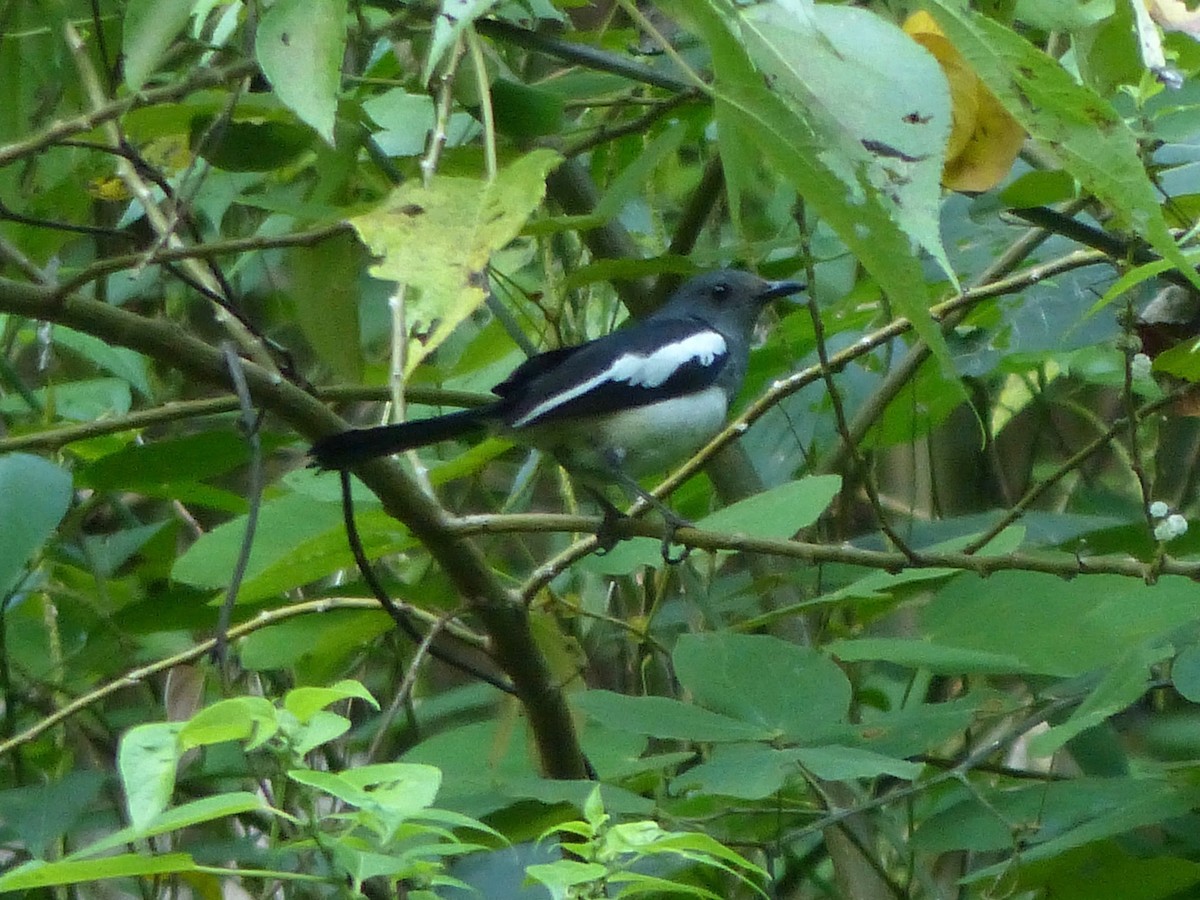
[904, 10, 1025, 192]
[88, 176, 130, 202]
[349, 148, 562, 374]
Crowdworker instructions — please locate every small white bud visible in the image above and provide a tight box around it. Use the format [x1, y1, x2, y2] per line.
[1131, 353, 1153, 379]
[1150, 500, 1170, 519]
[1155, 514, 1189, 541]
[1168, 514, 1189, 538]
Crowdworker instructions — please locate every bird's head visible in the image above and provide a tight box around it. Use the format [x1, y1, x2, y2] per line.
[663, 268, 806, 335]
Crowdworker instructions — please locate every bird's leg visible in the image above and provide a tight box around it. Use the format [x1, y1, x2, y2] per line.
[599, 452, 693, 564]
[582, 485, 629, 555]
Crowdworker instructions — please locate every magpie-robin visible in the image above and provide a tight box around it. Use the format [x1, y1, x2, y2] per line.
[311, 269, 805, 551]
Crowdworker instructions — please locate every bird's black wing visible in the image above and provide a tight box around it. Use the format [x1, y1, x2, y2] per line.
[500, 317, 729, 429]
[492, 344, 585, 398]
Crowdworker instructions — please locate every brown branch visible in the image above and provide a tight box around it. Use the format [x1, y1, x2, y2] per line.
[0, 59, 256, 169]
[0, 597, 483, 758]
[0, 385, 489, 454]
[453, 510, 1200, 583]
[0, 275, 590, 780]
[52, 223, 352, 298]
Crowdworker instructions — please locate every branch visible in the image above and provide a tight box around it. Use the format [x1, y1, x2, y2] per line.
[474, 18, 697, 93]
[0, 59, 255, 168]
[0, 276, 590, 780]
[0, 385, 490, 454]
[52, 223, 351, 298]
[0, 597, 490, 758]
[453, 510, 1200, 584]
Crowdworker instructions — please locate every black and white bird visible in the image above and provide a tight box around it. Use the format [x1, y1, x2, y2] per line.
[311, 269, 804, 546]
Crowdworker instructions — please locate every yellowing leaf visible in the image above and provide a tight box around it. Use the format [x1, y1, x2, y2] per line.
[1148, 0, 1200, 37]
[349, 148, 562, 374]
[88, 176, 130, 202]
[904, 11, 1025, 192]
[923, 0, 1200, 293]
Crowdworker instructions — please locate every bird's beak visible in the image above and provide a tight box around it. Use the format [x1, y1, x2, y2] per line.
[759, 279, 806, 302]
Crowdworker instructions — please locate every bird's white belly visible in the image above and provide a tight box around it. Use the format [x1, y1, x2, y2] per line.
[587, 386, 729, 476]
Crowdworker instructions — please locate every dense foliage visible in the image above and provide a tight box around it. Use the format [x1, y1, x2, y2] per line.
[5, 0, 1200, 897]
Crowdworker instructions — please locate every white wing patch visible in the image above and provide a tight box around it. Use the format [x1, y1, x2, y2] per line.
[512, 330, 726, 428]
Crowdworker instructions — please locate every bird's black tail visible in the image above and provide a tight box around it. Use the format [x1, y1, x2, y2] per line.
[310, 407, 492, 470]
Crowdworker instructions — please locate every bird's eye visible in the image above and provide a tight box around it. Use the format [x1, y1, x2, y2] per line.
[712, 282, 729, 299]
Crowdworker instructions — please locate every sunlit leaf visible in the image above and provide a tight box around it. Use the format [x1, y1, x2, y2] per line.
[349, 148, 562, 374]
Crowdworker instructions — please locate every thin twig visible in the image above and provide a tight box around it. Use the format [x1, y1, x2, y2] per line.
[0, 598, 389, 757]
[0, 60, 257, 168]
[473, 18, 695, 93]
[338, 470, 516, 695]
[212, 345, 264, 667]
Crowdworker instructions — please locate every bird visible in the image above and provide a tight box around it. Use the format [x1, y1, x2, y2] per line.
[311, 269, 805, 556]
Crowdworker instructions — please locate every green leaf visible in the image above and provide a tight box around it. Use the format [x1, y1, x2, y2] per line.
[0, 453, 71, 595]
[349, 148, 562, 374]
[290, 763, 442, 839]
[790, 745, 923, 781]
[1012, 840, 1200, 900]
[965, 779, 1200, 879]
[490, 79, 564, 139]
[363, 89, 438, 157]
[290, 709, 352, 755]
[740, 1, 954, 281]
[122, 0, 195, 91]
[923, 0, 1200, 293]
[999, 169, 1079, 209]
[0, 377, 132, 422]
[178, 696, 279, 752]
[289, 230, 365, 382]
[255, 0, 347, 144]
[422, 0, 502, 85]
[0, 853, 197, 891]
[916, 776, 1198, 860]
[285, 679, 379, 723]
[70, 793, 268, 860]
[828, 692, 994, 759]
[193, 118, 314, 171]
[658, 0, 957, 375]
[237, 609, 392, 678]
[0, 771, 106, 858]
[52, 326, 152, 396]
[1026, 643, 1172, 757]
[607, 871, 725, 898]
[696, 475, 841, 542]
[1173, 644, 1200, 703]
[580, 536, 665, 575]
[78, 431, 253, 490]
[525, 860, 609, 892]
[288, 768, 367, 804]
[672, 633, 851, 740]
[675, 742, 797, 800]
[117, 722, 182, 831]
[173, 491, 411, 603]
[572, 690, 773, 742]
[924, 572, 1200, 677]
[826, 637, 1028, 673]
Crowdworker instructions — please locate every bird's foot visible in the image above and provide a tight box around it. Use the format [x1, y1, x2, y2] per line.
[659, 509, 693, 565]
[591, 494, 629, 556]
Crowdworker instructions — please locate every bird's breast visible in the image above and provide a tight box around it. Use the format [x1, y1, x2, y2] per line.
[578, 385, 729, 477]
